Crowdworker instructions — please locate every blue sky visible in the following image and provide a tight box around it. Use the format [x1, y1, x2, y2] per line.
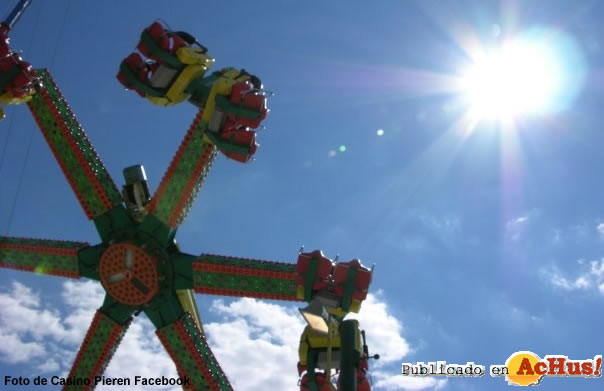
[1, 0, 604, 390]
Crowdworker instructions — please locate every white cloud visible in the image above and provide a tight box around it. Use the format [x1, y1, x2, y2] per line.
[37, 358, 60, 373]
[348, 292, 444, 390]
[347, 291, 410, 365]
[575, 276, 590, 289]
[102, 318, 177, 391]
[61, 280, 105, 309]
[507, 216, 528, 226]
[543, 259, 604, 296]
[550, 272, 590, 291]
[486, 293, 545, 332]
[591, 259, 604, 279]
[207, 293, 442, 391]
[204, 299, 304, 390]
[372, 372, 447, 391]
[60, 280, 105, 345]
[1, 281, 438, 391]
[0, 281, 176, 391]
[0, 332, 46, 363]
[596, 222, 604, 235]
[505, 216, 528, 241]
[0, 281, 68, 362]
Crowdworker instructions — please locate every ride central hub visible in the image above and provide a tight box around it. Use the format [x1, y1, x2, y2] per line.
[99, 242, 160, 305]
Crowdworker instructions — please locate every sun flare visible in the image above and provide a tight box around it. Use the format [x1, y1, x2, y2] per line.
[459, 37, 562, 122]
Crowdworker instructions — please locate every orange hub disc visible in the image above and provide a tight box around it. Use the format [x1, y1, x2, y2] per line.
[99, 243, 159, 306]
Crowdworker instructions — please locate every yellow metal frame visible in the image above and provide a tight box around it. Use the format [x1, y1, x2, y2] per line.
[145, 47, 215, 107]
[176, 47, 214, 66]
[0, 90, 34, 105]
[200, 69, 251, 127]
[176, 289, 204, 333]
[302, 326, 342, 349]
[296, 283, 363, 315]
[298, 321, 363, 374]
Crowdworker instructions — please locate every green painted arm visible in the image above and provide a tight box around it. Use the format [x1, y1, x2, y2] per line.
[27, 69, 123, 221]
[190, 253, 302, 301]
[141, 110, 217, 245]
[63, 306, 132, 391]
[0, 236, 87, 278]
[156, 312, 232, 391]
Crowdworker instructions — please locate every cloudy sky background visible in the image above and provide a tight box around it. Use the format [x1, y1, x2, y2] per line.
[1, 0, 604, 390]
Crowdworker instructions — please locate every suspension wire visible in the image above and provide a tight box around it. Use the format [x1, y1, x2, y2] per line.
[0, 110, 16, 175]
[46, 0, 71, 73]
[4, 0, 71, 235]
[4, 121, 34, 235]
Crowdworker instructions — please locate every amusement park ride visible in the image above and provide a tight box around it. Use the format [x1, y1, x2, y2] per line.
[0, 1, 378, 390]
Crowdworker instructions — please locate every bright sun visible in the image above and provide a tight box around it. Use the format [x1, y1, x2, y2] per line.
[460, 38, 562, 121]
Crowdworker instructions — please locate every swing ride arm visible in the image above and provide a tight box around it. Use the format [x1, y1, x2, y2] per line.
[138, 69, 268, 245]
[177, 250, 373, 307]
[138, 110, 218, 245]
[26, 70, 124, 224]
[0, 235, 103, 279]
[119, 22, 269, 246]
[156, 312, 233, 390]
[187, 252, 303, 301]
[62, 302, 134, 391]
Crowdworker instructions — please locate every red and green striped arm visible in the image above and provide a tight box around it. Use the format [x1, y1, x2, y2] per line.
[27, 69, 122, 220]
[0, 236, 86, 278]
[145, 110, 217, 231]
[192, 254, 302, 301]
[63, 310, 131, 391]
[157, 312, 232, 391]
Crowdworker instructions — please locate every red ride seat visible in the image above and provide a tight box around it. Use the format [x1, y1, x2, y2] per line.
[9, 66, 34, 98]
[228, 81, 267, 129]
[296, 250, 334, 292]
[357, 368, 371, 391]
[219, 124, 258, 163]
[333, 260, 372, 301]
[0, 55, 35, 98]
[0, 33, 10, 58]
[0, 53, 20, 72]
[117, 53, 156, 97]
[300, 373, 332, 391]
[137, 21, 187, 62]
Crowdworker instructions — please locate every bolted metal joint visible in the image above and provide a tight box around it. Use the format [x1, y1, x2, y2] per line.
[122, 164, 151, 221]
